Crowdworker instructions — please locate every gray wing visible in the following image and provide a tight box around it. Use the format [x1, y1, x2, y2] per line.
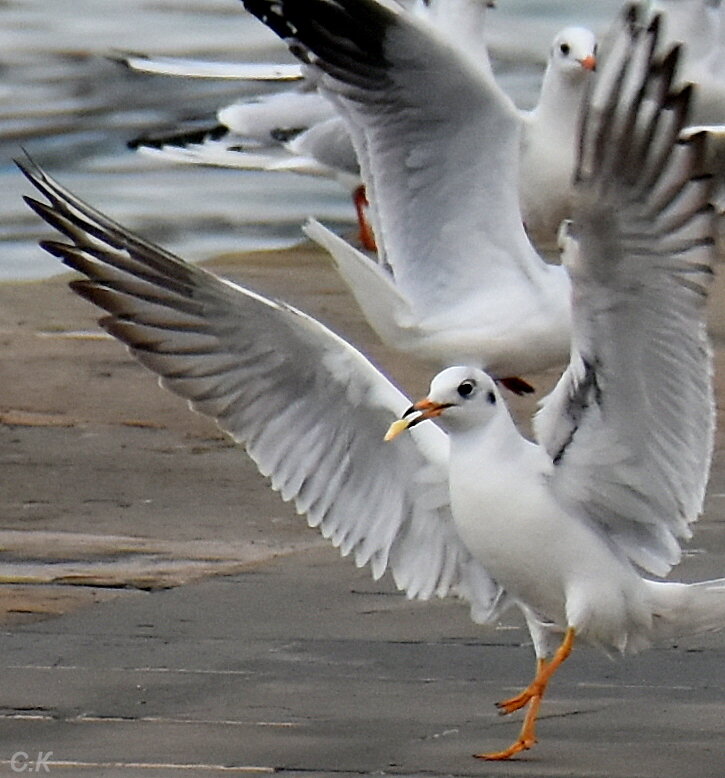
[535, 8, 717, 577]
[241, 0, 550, 321]
[285, 116, 360, 178]
[19, 157, 507, 621]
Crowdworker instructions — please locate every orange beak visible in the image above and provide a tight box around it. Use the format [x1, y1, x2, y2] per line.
[384, 398, 452, 441]
[579, 55, 597, 72]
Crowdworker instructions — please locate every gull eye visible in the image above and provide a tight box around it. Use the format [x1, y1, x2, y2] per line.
[487, 391, 497, 405]
[457, 380, 476, 398]
[559, 42, 570, 56]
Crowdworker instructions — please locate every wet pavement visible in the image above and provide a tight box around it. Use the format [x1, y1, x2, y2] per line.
[2, 244, 725, 776]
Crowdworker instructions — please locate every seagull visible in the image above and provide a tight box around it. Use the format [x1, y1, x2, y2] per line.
[129, 6, 597, 248]
[385, 7, 722, 758]
[517, 25, 598, 239]
[19, 5, 724, 762]
[236, 0, 598, 394]
[126, 1, 596, 389]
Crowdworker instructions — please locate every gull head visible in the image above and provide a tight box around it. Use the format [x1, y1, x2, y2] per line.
[549, 27, 597, 77]
[385, 366, 501, 441]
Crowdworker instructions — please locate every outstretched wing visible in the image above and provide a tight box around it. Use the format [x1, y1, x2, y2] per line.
[19, 157, 507, 622]
[241, 0, 550, 322]
[535, 8, 717, 577]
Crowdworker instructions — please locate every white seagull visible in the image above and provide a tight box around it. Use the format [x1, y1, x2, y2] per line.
[238, 0, 597, 393]
[20, 6, 724, 762]
[130, 3, 596, 249]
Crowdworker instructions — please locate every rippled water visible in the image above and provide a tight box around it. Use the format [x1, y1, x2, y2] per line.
[3, 0, 623, 279]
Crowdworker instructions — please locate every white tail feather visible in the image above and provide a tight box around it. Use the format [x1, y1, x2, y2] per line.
[646, 578, 725, 642]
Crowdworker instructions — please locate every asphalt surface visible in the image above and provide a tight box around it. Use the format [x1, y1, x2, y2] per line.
[2, 244, 725, 777]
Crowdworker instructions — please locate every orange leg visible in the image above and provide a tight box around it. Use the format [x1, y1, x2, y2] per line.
[474, 627, 575, 761]
[353, 184, 377, 252]
[496, 657, 549, 715]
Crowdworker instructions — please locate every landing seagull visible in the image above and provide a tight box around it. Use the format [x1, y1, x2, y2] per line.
[20, 6, 724, 762]
[239, 0, 596, 394]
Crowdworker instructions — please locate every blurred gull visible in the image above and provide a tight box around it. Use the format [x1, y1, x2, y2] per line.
[230, 0, 599, 393]
[129, 1, 596, 247]
[129, 0, 596, 241]
[20, 5, 725, 761]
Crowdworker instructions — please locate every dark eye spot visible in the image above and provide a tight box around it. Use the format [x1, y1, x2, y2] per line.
[457, 380, 476, 398]
[560, 42, 570, 55]
[486, 391, 496, 405]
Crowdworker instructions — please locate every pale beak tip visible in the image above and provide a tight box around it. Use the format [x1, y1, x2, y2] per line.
[384, 418, 411, 442]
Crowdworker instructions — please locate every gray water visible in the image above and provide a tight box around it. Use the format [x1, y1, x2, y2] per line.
[2, 0, 624, 280]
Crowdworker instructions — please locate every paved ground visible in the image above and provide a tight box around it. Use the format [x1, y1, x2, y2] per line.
[2, 243, 725, 776]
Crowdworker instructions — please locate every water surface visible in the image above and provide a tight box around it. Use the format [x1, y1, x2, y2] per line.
[3, 0, 623, 279]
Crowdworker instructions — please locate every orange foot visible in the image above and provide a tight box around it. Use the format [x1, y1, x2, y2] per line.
[475, 735, 536, 761]
[496, 658, 549, 715]
[475, 693, 543, 761]
[475, 628, 576, 761]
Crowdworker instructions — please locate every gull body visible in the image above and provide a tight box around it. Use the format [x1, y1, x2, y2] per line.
[240, 0, 597, 388]
[416, 367, 704, 657]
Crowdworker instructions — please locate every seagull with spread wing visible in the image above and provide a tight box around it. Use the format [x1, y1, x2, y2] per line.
[20, 5, 725, 762]
[237, 0, 598, 394]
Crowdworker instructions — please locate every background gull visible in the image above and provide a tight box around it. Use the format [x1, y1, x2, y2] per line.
[127, 2, 597, 249]
[18, 3, 725, 763]
[234, 0, 598, 393]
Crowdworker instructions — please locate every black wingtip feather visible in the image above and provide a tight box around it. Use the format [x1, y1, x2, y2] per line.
[24, 196, 78, 241]
[658, 44, 682, 87]
[38, 239, 74, 261]
[646, 11, 661, 38]
[242, 0, 392, 84]
[621, 2, 641, 29]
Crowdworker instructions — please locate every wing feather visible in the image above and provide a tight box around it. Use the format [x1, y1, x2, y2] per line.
[535, 8, 717, 577]
[20, 156, 508, 621]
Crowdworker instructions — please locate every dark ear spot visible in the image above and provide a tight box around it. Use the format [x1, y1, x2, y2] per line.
[487, 391, 496, 405]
